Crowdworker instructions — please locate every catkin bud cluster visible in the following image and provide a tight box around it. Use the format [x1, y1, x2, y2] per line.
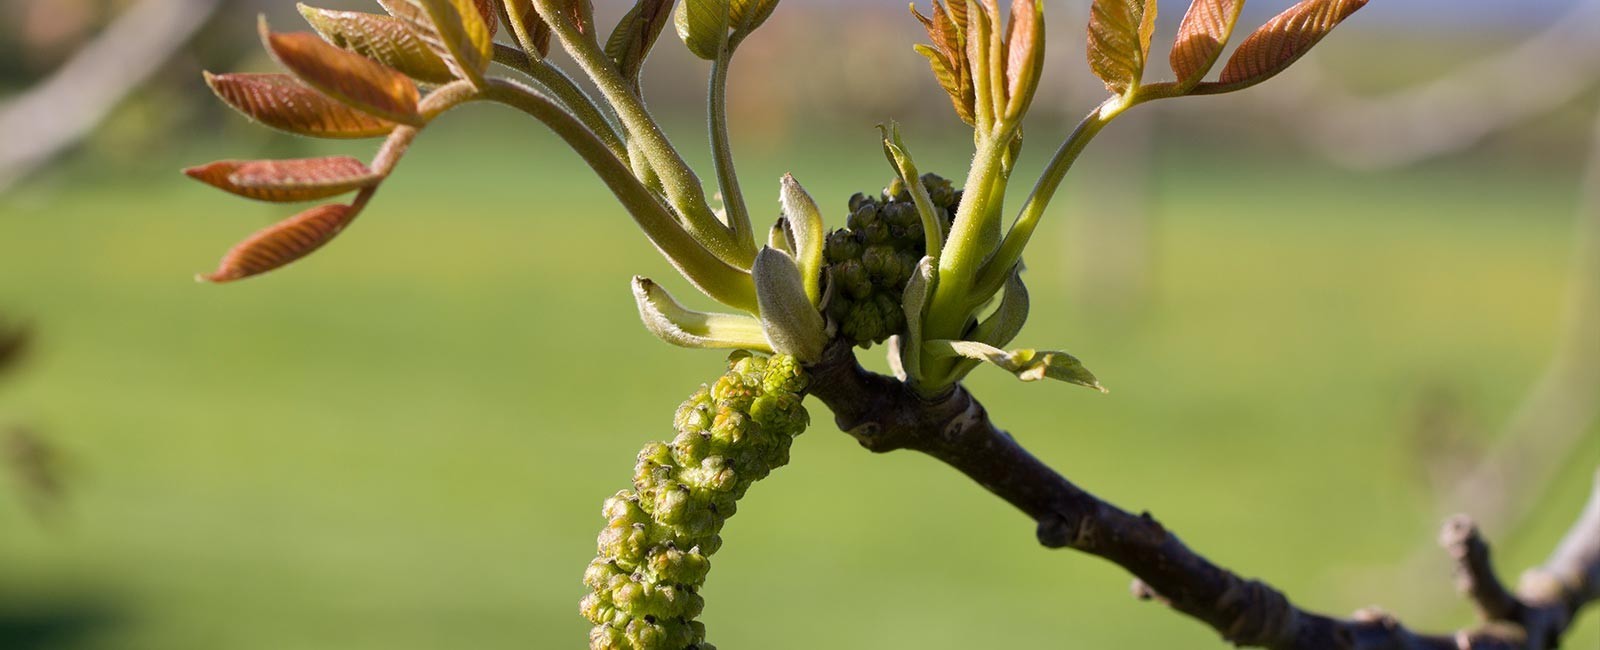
[581, 352, 810, 650]
[823, 173, 961, 347]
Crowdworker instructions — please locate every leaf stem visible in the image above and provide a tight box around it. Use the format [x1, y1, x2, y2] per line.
[535, 0, 749, 268]
[491, 43, 629, 163]
[709, 50, 757, 260]
[481, 78, 757, 312]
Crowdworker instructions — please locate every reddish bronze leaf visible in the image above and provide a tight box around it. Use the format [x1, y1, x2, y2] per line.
[298, 5, 455, 84]
[184, 157, 379, 203]
[1087, 0, 1158, 94]
[261, 21, 421, 125]
[473, 0, 498, 38]
[205, 72, 397, 139]
[606, 0, 673, 87]
[203, 203, 359, 283]
[1218, 0, 1368, 89]
[1171, 0, 1245, 88]
[503, 0, 553, 59]
[912, 1, 975, 125]
[1004, 0, 1043, 117]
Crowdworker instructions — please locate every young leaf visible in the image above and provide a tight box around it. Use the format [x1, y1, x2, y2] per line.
[730, 0, 779, 37]
[472, 0, 498, 38]
[898, 256, 936, 385]
[1217, 0, 1368, 90]
[675, 0, 731, 61]
[605, 0, 674, 87]
[184, 157, 380, 203]
[970, 267, 1028, 349]
[502, 0, 553, 59]
[1086, 0, 1158, 95]
[385, 0, 495, 86]
[911, 2, 975, 125]
[631, 277, 772, 351]
[767, 218, 796, 256]
[752, 247, 826, 362]
[1003, 0, 1044, 121]
[297, 5, 455, 84]
[1170, 0, 1245, 89]
[778, 174, 825, 307]
[203, 203, 360, 283]
[260, 21, 422, 126]
[204, 72, 398, 139]
[925, 339, 1106, 392]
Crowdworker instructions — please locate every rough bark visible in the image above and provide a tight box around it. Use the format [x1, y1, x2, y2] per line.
[804, 340, 1600, 649]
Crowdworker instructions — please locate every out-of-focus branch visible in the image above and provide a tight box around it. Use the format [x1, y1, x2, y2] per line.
[1261, 0, 1600, 170]
[0, 0, 223, 193]
[804, 341, 1600, 649]
[1446, 105, 1600, 536]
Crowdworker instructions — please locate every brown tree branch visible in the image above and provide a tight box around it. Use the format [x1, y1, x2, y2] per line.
[803, 341, 1600, 649]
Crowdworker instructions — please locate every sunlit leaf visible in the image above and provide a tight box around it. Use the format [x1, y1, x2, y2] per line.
[1170, 0, 1245, 89]
[912, 2, 974, 125]
[184, 157, 380, 203]
[204, 72, 397, 139]
[502, 0, 553, 59]
[297, 5, 454, 84]
[752, 247, 826, 362]
[730, 0, 779, 37]
[778, 174, 825, 306]
[385, 0, 494, 86]
[1217, 0, 1368, 90]
[473, 0, 498, 38]
[1086, 0, 1157, 95]
[926, 339, 1106, 392]
[203, 203, 360, 283]
[606, 0, 674, 87]
[260, 20, 421, 125]
[631, 277, 771, 351]
[675, 0, 730, 60]
[1003, 0, 1043, 119]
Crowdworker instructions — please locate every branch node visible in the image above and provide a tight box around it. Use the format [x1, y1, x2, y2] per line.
[1440, 514, 1524, 622]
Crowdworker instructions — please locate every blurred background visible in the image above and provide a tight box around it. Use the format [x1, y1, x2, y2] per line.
[2, 0, 1598, 648]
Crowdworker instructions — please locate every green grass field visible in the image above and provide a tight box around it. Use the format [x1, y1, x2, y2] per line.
[0, 108, 1596, 648]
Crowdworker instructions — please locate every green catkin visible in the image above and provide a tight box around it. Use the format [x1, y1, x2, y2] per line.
[581, 352, 810, 650]
[823, 173, 962, 347]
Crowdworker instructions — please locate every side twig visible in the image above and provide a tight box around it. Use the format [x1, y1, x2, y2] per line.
[803, 341, 1600, 649]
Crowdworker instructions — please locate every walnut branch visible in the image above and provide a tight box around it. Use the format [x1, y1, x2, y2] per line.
[803, 341, 1600, 649]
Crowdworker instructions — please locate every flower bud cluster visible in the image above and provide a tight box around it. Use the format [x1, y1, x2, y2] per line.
[581, 352, 810, 650]
[823, 173, 961, 347]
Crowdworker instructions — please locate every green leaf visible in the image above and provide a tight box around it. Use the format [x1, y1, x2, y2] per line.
[1170, 0, 1245, 89]
[675, 0, 730, 60]
[969, 266, 1028, 349]
[298, 6, 455, 84]
[1086, 0, 1157, 95]
[606, 0, 675, 88]
[386, 0, 494, 86]
[752, 247, 826, 362]
[631, 277, 772, 351]
[777, 174, 825, 307]
[730, 0, 779, 38]
[879, 123, 945, 259]
[1214, 0, 1369, 91]
[925, 339, 1106, 392]
[898, 256, 936, 385]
